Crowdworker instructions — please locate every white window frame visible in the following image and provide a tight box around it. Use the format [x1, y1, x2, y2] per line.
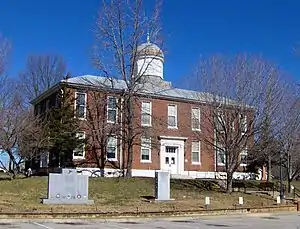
[216, 143, 226, 166]
[106, 135, 118, 161]
[141, 101, 152, 126]
[73, 132, 86, 159]
[107, 96, 117, 123]
[191, 141, 201, 164]
[240, 114, 247, 135]
[191, 107, 201, 131]
[215, 111, 225, 133]
[167, 104, 178, 128]
[74, 92, 87, 119]
[140, 137, 151, 163]
[240, 147, 248, 166]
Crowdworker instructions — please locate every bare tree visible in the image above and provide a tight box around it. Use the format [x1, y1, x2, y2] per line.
[0, 34, 9, 77]
[0, 34, 10, 106]
[92, 0, 163, 177]
[17, 107, 51, 169]
[84, 91, 121, 176]
[83, 86, 162, 177]
[279, 95, 300, 190]
[0, 82, 38, 178]
[19, 54, 66, 102]
[188, 54, 287, 192]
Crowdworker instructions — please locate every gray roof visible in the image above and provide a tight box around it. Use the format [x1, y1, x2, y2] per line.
[64, 75, 128, 91]
[31, 74, 248, 108]
[61, 75, 238, 106]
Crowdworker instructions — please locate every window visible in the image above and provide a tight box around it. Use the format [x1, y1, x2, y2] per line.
[215, 112, 225, 132]
[55, 94, 61, 108]
[46, 99, 50, 111]
[40, 152, 49, 168]
[107, 96, 117, 123]
[35, 104, 41, 116]
[240, 148, 248, 166]
[140, 137, 151, 162]
[141, 102, 152, 126]
[240, 114, 247, 134]
[191, 141, 201, 164]
[75, 92, 87, 119]
[216, 144, 225, 166]
[168, 104, 177, 128]
[107, 136, 117, 161]
[73, 132, 85, 159]
[191, 108, 200, 130]
[166, 146, 177, 153]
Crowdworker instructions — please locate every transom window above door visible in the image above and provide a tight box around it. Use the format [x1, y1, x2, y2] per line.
[166, 146, 177, 153]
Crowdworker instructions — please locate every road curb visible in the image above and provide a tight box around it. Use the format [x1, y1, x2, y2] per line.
[0, 205, 297, 219]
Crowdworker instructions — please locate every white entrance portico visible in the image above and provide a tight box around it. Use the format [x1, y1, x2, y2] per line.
[159, 136, 187, 175]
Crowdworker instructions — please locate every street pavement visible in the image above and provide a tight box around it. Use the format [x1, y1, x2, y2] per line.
[1, 212, 300, 228]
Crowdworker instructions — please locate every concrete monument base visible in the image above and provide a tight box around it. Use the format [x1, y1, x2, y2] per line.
[42, 199, 94, 205]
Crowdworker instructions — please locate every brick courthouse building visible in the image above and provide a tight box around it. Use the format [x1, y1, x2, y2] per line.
[30, 39, 263, 179]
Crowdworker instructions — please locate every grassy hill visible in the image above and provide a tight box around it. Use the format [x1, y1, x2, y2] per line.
[0, 176, 277, 213]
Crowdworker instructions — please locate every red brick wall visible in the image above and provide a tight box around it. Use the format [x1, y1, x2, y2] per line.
[65, 87, 217, 172]
[130, 97, 216, 172]
[35, 85, 256, 174]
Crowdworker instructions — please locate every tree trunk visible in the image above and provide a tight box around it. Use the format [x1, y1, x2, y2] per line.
[125, 96, 133, 178]
[12, 170, 17, 179]
[288, 177, 292, 193]
[226, 172, 233, 193]
[267, 155, 272, 181]
[97, 145, 105, 177]
[9, 159, 12, 172]
[287, 153, 292, 193]
[126, 145, 133, 177]
[121, 136, 126, 177]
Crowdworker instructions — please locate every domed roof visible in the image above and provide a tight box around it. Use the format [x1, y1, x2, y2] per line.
[137, 41, 164, 58]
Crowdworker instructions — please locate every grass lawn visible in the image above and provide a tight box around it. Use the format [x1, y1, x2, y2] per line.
[0, 176, 277, 213]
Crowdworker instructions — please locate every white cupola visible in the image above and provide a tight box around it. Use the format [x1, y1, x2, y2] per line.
[135, 34, 164, 80]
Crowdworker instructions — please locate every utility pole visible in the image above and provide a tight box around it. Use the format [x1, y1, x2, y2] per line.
[280, 151, 284, 203]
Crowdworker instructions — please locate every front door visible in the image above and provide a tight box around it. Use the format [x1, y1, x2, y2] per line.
[164, 146, 178, 174]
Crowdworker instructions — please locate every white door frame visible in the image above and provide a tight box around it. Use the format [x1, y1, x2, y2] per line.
[159, 136, 187, 175]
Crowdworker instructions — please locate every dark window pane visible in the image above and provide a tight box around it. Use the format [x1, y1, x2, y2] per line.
[168, 116, 176, 127]
[141, 149, 149, 160]
[76, 106, 85, 118]
[192, 152, 199, 162]
[108, 97, 116, 109]
[77, 93, 86, 105]
[107, 147, 116, 159]
[108, 110, 116, 122]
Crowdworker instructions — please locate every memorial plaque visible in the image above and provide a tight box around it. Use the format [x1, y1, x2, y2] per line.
[154, 170, 173, 201]
[42, 168, 94, 204]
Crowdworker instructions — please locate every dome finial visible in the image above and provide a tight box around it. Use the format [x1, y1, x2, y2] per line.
[146, 30, 150, 43]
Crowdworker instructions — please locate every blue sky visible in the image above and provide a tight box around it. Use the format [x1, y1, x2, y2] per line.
[0, 0, 300, 86]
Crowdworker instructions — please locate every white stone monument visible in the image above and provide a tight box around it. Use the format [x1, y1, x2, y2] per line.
[42, 168, 94, 205]
[204, 196, 210, 209]
[238, 197, 243, 206]
[154, 170, 173, 201]
[276, 196, 281, 204]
